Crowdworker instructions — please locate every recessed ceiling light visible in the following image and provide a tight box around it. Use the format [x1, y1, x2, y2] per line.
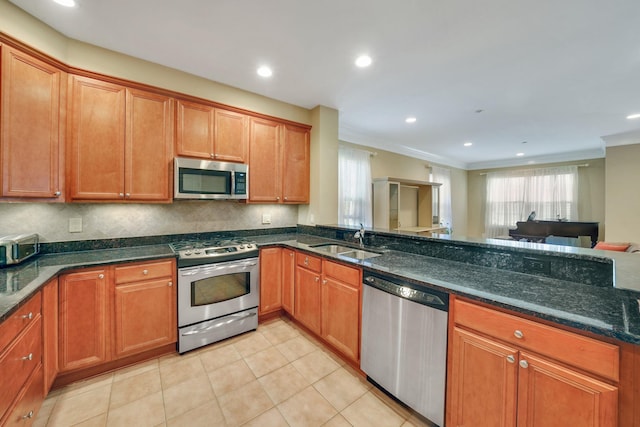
[463, 142, 473, 147]
[516, 152, 525, 157]
[405, 117, 417, 124]
[626, 113, 640, 119]
[256, 66, 273, 78]
[53, 0, 76, 7]
[355, 55, 372, 68]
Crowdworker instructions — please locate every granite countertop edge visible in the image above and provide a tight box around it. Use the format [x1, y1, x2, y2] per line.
[2, 234, 639, 346]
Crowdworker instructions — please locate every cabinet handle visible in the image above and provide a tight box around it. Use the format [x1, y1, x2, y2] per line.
[514, 330, 524, 339]
[168, 281, 173, 287]
[21, 312, 33, 320]
[98, 274, 104, 279]
[22, 411, 34, 419]
[506, 355, 515, 363]
[519, 360, 529, 369]
[54, 191, 61, 197]
[22, 353, 33, 361]
[143, 269, 149, 275]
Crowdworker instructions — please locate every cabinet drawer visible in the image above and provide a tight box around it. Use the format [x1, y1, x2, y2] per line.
[0, 316, 42, 420]
[0, 294, 41, 354]
[114, 259, 174, 284]
[323, 260, 360, 288]
[3, 363, 44, 426]
[454, 299, 619, 382]
[296, 252, 322, 272]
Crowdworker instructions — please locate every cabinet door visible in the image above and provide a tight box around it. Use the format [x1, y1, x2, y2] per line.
[214, 109, 248, 163]
[259, 247, 282, 316]
[125, 89, 173, 201]
[248, 117, 281, 202]
[68, 75, 126, 200]
[321, 275, 360, 362]
[58, 269, 110, 372]
[42, 278, 58, 395]
[175, 100, 214, 159]
[448, 327, 518, 427]
[1, 46, 64, 199]
[281, 248, 295, 314]
[517, 352, 618, 427]
[113, 277, 176, 358]
[294, 266, 321, 334]
[281, 124, 310, 204]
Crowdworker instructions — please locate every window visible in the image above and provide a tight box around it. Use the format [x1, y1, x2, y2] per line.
[430, 166, 452, 232]
[484, 166, 578, 238]
[338, 146, 372, 227]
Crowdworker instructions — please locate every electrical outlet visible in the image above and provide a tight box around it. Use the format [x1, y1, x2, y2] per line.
[69, 217, 83, 233]
[523, 256, 550, 274]
[262, 213, 271, 224]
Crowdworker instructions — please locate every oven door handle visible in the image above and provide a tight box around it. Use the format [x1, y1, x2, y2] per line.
[181, 311, 257, 336]
[180, 261, 258, 276]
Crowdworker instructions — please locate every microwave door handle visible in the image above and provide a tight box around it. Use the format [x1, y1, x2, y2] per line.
[230, 170, 236, 196]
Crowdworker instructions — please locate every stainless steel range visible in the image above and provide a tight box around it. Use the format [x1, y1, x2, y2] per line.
[171, 239, 259, 353]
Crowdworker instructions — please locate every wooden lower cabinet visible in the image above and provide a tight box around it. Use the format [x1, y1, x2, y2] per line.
[58, 268, 110, 372]
[447, 298, 619, 427]
[259, 247, 282, 316]
[113, 277, 176, 358]
[281, 248, 295, 314]
[294, 262, 322, 335]
[321, 260, 361, 363]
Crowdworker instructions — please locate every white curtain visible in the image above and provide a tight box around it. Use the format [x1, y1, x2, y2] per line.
[338, 146, 372, 227]
[430, 166, 452, 232]
[484, 166, 579, 238]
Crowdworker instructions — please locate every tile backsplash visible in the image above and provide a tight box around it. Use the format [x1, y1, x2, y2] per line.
[0, 202, 298, 242]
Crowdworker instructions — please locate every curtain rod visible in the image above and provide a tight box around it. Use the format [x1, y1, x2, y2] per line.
[478, 163, 589, 176]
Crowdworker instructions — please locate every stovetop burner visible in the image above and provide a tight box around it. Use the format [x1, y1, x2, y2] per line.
[170, 238, 259, 267]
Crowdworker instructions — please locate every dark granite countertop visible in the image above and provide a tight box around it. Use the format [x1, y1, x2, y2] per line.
[2, 232, 639, 347]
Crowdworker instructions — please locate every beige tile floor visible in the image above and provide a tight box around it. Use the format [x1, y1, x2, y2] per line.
[34, 317, 433, 427]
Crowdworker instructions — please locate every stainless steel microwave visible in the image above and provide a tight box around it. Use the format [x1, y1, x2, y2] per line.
[174, 157, 248, 200]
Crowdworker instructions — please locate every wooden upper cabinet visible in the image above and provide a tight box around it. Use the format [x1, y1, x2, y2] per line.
[248, 117, 310, 204]
[176, 100, 214, 159]
[176, 100, 248, 163]
[281, 124, 310, 204]
[248, 117, 281, 203]
[125, 89, 173, 201]
[214, 109, 248, 163]
[68, 75, 126, 200]
[68, 75, 173, 202]
[1, 45, 65, 199]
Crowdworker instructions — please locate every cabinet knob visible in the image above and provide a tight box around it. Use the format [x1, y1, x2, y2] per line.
[514, 330, 524, 339]
[322, 279, 327, 284]
[315, 276, 320, 282]
[168, 281, 173, 287]
[22, 411, 34, 420]
[304, 257, 309, 265]
[284, 197, 288, 201]
[143, 269, 149, 275]
[276, 197, 280, 201]
[54, 191, 61, 197]
[21, 312, 33, 320]
[119, 193, 124, 198]
[210, 153, 215, 159]
[22, 353, 33, 361]
[519, 360, 529, 369]
[290, 252, 294, 258]
[506, 355, 515, 364]
[125, 193, 131, 198]
[98, 274, 104, 279]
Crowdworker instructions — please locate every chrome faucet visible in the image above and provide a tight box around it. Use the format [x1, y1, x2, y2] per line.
[354, 223, 365, 247]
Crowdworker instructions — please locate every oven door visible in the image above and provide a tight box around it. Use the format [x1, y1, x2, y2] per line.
[178, 258, 259, 327]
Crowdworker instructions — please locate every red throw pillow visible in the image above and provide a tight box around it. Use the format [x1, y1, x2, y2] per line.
[594, 242, 631, 252]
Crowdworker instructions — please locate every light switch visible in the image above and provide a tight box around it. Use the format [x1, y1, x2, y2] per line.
[69, 217, 83, 233]
[262, 213, 272, 224]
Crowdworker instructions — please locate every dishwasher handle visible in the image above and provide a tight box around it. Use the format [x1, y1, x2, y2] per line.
[364, 274, 449, 311]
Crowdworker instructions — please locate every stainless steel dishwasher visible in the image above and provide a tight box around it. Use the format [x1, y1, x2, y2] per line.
[361, 271, 449, 427]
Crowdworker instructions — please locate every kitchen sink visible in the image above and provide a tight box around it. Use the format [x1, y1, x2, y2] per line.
[310, 243, 382, 260]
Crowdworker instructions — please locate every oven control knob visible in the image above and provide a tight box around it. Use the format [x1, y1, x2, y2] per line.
[239, 244, 245, 249]
[194, 250, 202, 255]
[184, 251, 192, 256]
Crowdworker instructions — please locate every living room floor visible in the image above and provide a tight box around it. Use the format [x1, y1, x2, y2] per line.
[34, 317, 431, 427]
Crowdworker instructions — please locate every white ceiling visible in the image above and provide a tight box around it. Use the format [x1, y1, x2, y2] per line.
[9, 0, 640, 169]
